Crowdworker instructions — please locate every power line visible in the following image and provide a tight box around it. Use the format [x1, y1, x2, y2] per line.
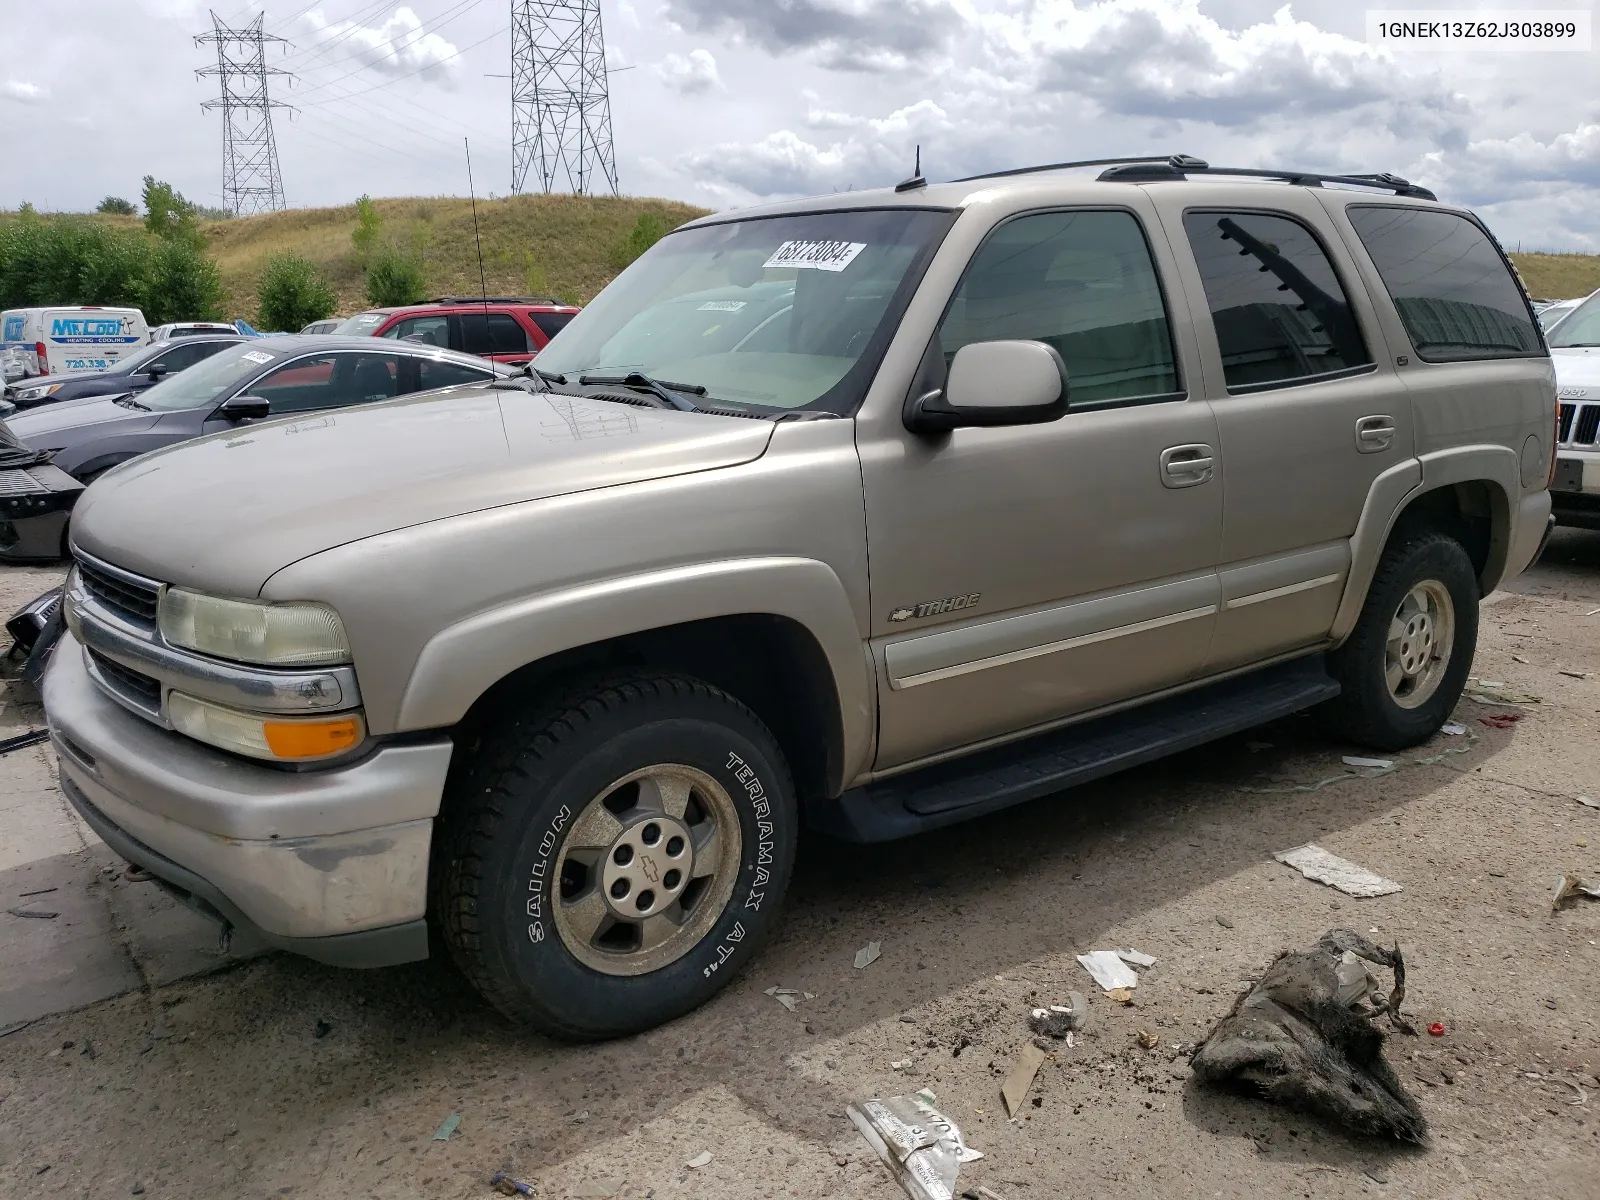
[511, 0, 618, 196]
[196, 10, 294, 215]
[288, 0, 491, 100]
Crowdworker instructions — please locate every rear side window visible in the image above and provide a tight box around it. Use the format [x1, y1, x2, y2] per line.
[383, 314, 451, 348]
[530, 311, 575, 339]
[1346, 207, 1541, 361]
[938, 209, 1180, 406]
[417, 358, 493, 390]
[461, 312, 530, 355]
[1183, 210, 1371, 391]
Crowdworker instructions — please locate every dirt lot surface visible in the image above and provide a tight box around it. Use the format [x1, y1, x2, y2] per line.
[2, 539, 1598, 1200]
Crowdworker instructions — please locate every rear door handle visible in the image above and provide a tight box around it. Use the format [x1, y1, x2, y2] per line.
[1356, 414, 1396, 454]
[1160, 443, 1215, 488]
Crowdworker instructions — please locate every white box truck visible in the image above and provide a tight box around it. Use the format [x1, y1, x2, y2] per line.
[1, 306, 149, 385]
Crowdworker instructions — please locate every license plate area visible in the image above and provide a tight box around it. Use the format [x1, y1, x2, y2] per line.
[1554, 458, 1586, 493]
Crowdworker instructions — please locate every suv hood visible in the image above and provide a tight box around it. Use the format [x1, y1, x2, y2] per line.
[71, 386, 776, 594]
[1553, 347, 1600, 395]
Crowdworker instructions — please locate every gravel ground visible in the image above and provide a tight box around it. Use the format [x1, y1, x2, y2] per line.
[1, 538, 1597, 1200]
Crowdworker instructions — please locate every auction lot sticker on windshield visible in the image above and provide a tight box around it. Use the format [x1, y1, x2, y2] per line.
[764, 240, 867, 272]
[240, 350, 275, 365]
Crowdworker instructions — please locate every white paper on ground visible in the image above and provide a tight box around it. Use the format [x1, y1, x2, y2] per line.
[1077, 950, 1140, 991]
[1441, 722, 1467, 735]
[855, 941, 882, 969]
[1116, 949, 1157, 968]
[1341, 756, 1394, 769]
[1274, 843, 1403, 897]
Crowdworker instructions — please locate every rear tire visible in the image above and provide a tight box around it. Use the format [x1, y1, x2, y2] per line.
[1321, 529, 1479, 751]
[432, 672, 797, 1039]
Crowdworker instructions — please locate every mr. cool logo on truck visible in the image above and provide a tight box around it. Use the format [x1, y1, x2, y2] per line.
[49, 316, 139, 343]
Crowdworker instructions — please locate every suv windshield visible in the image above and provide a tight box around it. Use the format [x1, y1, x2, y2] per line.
[138, 343, 280, 411]
[335, 312, 390, 336]
[534, 208, 954, 413]
[1549, 294, 1600, 347]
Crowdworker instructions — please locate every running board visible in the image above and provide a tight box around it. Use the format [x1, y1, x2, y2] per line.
[808, 656, 1339, 843]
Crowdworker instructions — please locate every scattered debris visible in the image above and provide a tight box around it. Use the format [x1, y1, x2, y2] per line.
[1513, 654, 1529, 664]
[0, 728, 48, 755]
[122, 866, 154, 883]
[1578, 796, 1599, 809]
[1001, 1044, 1047, 1117]
[570, 1180, 622, 1198]
[432, 1113, 461, 1141]
[7, 907, 59, 919]
[1190, 929, 1426, 1142]
[1479, 713, 1523, 729]
[855, 942, 882, 970]
[1364, 1164, 1390, 1184]
[1077, 951, 1139, 993]
[1551, 874, 1600, 913]
[1275, 844, 1402, 898]
[491, 1172, 535, 1196]
[1215, 914, 1235, 929]
[1428, 1023, 1445, 1037]
[1137, 1029, 1160, 1050]
[685, 1151, 713, 1169]
[848, 1090, 983, 1200]
[1107, 988, 1134, 1005]
[1028, 991, 1087, 1040]
[1116, 948, 1157, 968]
[1560, 668, 1588, 679]
[16, 887, 57, 898]
[313, 1020, 332, 1039]
[764, 986, 811, 1012]
[1341, 756, 1395, 770]
[1466, 679, 1539, 706]
[1440, 722, 1467, 736]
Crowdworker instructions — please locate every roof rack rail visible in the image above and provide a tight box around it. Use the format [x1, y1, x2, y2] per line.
[1095, 157, 1436, 200]
[954, 154, 1436, 200]
[429, 295, 565, 306]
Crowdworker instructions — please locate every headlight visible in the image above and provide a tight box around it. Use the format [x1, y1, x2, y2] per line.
[16, 383, 62, 402]
[167, 691, 365, 762]
[157, 588, 351, 667]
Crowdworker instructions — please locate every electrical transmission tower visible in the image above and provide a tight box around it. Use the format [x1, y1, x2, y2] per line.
[196, 11, 293, 216]
[510, 0, 619, 196]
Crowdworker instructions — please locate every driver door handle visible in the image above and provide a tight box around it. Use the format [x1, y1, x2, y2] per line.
[1160, 443, 1215, 488]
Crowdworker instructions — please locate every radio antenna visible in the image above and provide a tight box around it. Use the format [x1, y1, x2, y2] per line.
[465, 138, 490, 314]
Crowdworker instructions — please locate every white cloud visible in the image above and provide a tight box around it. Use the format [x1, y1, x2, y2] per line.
[655, 48, 721, 95]
[1, 80, 47, 105]
[663, 0, 958, 71]
[299, 5, 461, 83]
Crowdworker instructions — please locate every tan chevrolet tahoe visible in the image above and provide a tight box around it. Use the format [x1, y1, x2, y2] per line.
[47, 156, 1555, 1038]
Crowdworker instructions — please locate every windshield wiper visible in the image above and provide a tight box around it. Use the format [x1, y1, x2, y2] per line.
[579, 371, 705, 412]
[112, 394, 151, 410]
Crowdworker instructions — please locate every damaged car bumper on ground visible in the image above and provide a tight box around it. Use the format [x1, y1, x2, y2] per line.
[0, 461, 83, 560]
[43, 629, 453, 967]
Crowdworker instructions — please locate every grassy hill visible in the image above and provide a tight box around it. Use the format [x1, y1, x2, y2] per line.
[201, 194, 712, 318]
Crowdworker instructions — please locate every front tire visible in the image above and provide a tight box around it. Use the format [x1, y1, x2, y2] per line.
[432, 672, 797, 1039]
[1322, 529, 1479, 750]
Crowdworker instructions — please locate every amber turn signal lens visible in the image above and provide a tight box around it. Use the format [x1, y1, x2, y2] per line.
[262, 716, 363, 759]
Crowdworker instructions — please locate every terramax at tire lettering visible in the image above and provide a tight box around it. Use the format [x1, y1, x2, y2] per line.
[432, 672, 798, 1040]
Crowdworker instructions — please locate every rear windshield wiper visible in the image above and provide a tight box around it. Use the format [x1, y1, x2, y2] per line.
[112, 394, 151, 410]
[579, 371, 706, 412]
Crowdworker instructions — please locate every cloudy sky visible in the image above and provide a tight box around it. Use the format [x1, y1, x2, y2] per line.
[2, 0, 1597, 250]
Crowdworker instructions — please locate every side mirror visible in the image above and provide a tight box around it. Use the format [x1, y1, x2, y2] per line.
[904, 340, 1069, 434]
[145, 364, 169, 380]
[219, 395, 271, 421]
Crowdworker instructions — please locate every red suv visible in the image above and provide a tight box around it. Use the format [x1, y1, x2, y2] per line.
[333, 297, 581, 367]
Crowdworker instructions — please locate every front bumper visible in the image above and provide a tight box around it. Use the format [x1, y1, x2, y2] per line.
[1551, 447, 1600, 528]
[0, 462, 83, 560]
[43, 632, 454, 966]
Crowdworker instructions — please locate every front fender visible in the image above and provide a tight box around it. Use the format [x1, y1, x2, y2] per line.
[396, 556, 875, 785]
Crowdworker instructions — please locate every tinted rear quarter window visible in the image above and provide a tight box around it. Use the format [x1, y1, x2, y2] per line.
[530, 311, 575, 339]
[1183, 210, 1370, 391]
[1346, 207, 1541, 361]
[460, 312, 531, 355]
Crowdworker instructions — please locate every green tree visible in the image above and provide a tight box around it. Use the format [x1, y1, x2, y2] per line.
[141, 176, 204, 250]
[351, 195, 383, 266]
[97, 196, 137, 216]
[365, 245, 427, 307]
[256, 253, 337, 331]
[610, 212, 667, 269]
[143, 240, 227, 324]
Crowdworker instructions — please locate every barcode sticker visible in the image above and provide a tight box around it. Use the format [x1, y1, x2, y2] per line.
[699, 300, 747, 311]
[763, 240, 867, 273]
[240, 350, 274, 364]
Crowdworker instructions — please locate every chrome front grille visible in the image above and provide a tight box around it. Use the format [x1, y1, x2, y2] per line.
[86, 647, 162, 715]
[1560, 402, 1576, 443]
[76, 554, 160, 625]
